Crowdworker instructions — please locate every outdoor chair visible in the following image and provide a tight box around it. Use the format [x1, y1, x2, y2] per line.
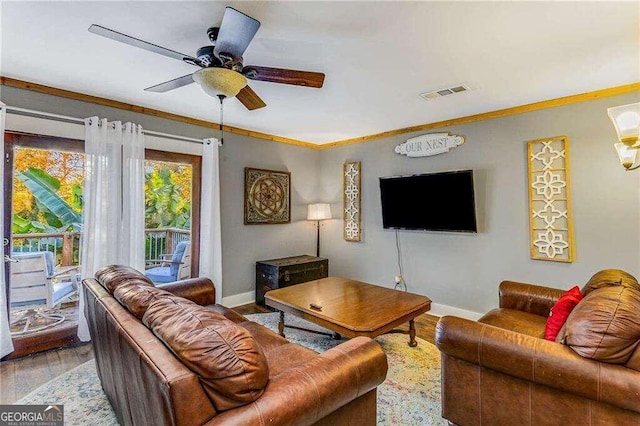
[144, 241, 191, 284]
[9, 251, 77, 335]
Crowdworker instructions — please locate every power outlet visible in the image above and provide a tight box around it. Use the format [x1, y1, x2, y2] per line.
[394, 275, 407, 291]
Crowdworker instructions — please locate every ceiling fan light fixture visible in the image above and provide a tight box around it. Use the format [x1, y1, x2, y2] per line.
[193, 68, 247, 98]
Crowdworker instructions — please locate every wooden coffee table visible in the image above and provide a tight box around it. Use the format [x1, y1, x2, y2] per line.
[264, 276, 431, 347]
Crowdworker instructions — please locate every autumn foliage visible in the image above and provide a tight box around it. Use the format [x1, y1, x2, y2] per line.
[12, 147, 193, 233]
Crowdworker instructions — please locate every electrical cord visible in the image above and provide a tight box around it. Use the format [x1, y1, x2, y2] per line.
[394, 229, 407, 291]
[217, 94, 226, 145]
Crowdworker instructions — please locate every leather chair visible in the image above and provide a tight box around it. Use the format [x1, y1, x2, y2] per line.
[435, 269, 640, 425]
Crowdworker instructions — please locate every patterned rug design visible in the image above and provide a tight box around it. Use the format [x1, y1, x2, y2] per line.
[17, 312, 445, 425]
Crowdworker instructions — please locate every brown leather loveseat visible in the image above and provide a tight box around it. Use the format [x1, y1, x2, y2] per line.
[82, 265, 388, 426]
[435, 269, 640, 425]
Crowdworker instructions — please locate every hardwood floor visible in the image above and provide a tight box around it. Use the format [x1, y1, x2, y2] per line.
[0, 343, 93, 404]
[0, 303, 441, 404]
[4, 301, 81, 360]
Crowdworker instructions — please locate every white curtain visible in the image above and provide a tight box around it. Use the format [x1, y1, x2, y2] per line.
[0, 103, 15, 357]
[77, 118, 145, 341]
[199, 138, 223, 301]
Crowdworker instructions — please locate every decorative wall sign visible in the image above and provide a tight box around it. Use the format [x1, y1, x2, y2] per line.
[343, 161, 361, 241]
[395, 133, 465, 157]
[527, 136, 574, 262]
[244, 167, 291, 224]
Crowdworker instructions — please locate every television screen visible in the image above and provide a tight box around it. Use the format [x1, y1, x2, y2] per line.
[379, 169, 477, 233]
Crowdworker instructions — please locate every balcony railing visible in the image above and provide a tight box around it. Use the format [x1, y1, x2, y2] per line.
[145, 228, 191, 261]
[11, 228, 191, 268]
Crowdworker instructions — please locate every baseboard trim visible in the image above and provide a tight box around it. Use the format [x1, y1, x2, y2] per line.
[429, 303, 483, 320]
[222, 291, 255, 308]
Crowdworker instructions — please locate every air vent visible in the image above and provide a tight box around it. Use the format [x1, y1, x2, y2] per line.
[420, 84, 471, 101]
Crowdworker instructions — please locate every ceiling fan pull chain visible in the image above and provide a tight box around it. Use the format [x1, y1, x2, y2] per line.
[217, 94, 226, 145]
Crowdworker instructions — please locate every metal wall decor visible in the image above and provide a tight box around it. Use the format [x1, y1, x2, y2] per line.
[343, 161, 361, 241]
[527, 136, 574, 262]
[244, 167, 291, 224]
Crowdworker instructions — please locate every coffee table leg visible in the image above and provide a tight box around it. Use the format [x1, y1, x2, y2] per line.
[278, 311, 285, 337]
[408, 319, 418, 347]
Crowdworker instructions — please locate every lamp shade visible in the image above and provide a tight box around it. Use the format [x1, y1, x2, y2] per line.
[193, 67, 247, 98]
[614, 142, 638, 170]
[307, 203, 332, 221]
[607, 102, 640, 146]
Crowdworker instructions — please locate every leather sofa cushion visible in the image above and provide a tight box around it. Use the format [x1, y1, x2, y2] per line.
[479, 308, 547, 338]
[581, 269, 640, 296]
[204, 304, 251, 324]
[228, 321, 314, 376]
[113, 284, 195, 320]
[262, 343, 319, 378]
[237, 321, 290, 353]
[626, 344, 640, 371]
[559, 286, 640, 364]
[143, 298, 269, 411]
[95, 265, 154, 293]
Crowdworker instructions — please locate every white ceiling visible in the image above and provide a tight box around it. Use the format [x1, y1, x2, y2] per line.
[1, 1, 639, 145]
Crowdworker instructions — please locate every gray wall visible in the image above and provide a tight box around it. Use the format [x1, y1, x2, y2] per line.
[3, 86, 639, 312]
[218, 132, 320, 297]
[319, 92, 640, 313]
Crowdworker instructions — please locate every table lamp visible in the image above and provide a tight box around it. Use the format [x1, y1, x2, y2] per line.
[307, 203, 332, 257]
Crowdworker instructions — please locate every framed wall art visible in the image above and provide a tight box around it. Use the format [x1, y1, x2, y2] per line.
[343, 161, 361, 241]
[244, 167, 291, 225]
[527, 136, 575, 262]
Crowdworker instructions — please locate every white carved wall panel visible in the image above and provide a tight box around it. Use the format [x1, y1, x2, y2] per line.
[527, 136, 575, 262]
[343, 161, 361, 242]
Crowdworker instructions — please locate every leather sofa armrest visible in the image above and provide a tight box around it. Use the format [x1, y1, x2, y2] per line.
[207, 337, 388, 426]
[157, 278, 216, 306]
[435, 316, 640, 414]
[499, 280, 565, 317]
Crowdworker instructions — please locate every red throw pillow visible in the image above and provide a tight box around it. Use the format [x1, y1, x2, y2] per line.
[544, 286, 583, 341]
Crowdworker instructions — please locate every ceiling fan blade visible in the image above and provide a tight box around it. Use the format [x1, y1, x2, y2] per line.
[245, 66, 325, 88]
[144, 74, 195, 93]
[236, 85, 267, 110]
[89, 24, 200, 65]
[213, 7, 261, 60]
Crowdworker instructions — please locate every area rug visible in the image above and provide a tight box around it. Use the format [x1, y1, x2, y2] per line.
[17, 312, 445, 425]
[246, 313, 445, 425]
[16, 359, 118, 426]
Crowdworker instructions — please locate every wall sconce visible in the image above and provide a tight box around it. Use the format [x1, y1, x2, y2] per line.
[307, 203, 332, 257]
[607, 102, 640, 171]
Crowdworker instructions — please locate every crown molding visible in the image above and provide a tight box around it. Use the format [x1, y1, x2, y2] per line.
[0, 76, 316, 149]
[318, 82, 640, 149]
[2, 76, 638, 150]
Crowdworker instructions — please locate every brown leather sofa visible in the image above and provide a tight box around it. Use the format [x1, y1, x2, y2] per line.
[82, 265, 388, 426]
[435, 269, 640, 425]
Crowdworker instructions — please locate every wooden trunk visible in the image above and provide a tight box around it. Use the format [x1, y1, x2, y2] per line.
[255, 255, 328, 306]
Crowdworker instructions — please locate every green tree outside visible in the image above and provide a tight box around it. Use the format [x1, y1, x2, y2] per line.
[12, 148, 193, 262]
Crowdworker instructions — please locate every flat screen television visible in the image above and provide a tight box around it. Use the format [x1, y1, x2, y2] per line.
[379, 169, 477, 233]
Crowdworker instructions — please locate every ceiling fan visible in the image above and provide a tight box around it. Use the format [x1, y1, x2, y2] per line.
[88, 7, 325, 111]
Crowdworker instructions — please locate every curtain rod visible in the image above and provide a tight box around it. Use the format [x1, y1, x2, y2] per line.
[2, 106, 206, 145]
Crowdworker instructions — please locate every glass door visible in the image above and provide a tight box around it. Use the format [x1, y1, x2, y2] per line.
[3, 132, 84, 347]
[143, 150, 201, 283]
